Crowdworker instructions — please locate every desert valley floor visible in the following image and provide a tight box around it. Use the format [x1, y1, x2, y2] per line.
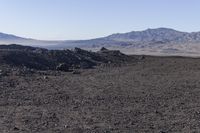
[1, 56, 200, 132]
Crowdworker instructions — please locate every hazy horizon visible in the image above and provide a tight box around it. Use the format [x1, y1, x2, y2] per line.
[0, 0, 200, 40]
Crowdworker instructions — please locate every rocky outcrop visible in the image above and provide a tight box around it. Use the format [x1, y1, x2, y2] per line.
[0, 45, 137, 71]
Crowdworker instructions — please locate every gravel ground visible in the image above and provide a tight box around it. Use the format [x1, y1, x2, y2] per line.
[1, 56, 200, 132]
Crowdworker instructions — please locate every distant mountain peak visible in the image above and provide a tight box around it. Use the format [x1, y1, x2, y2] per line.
[105, 28, 192, 43]
[0, 32, 61, 46]
[146, 27, 177, 31]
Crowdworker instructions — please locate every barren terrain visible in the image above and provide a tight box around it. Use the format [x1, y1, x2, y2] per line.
[1, 55, 200, 132]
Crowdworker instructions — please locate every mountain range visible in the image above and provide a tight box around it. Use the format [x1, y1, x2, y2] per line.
[0, 32, 64, 47]
[1, 28, 200, 56]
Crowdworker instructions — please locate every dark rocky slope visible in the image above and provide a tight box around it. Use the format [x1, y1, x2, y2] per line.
[0, 44, 137, 71]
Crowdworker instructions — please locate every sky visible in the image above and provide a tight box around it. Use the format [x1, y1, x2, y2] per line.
[0, 0, 199, 40]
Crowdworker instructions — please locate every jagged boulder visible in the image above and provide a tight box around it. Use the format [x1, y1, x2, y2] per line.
[100, 47, 108, 52]
[72, 70, 81, 75]
[56, 63, 71, 72]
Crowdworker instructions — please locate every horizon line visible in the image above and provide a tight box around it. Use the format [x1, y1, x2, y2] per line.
[1, 27, 200, 41]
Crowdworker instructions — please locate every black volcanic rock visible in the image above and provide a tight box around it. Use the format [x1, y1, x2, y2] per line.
[100, 47, 108, 51]
[0, 45, 134, 71]
[56, 63, 71, 72]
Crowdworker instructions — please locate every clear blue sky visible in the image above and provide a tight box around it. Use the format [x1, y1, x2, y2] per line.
[0, 0, 199, 40]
